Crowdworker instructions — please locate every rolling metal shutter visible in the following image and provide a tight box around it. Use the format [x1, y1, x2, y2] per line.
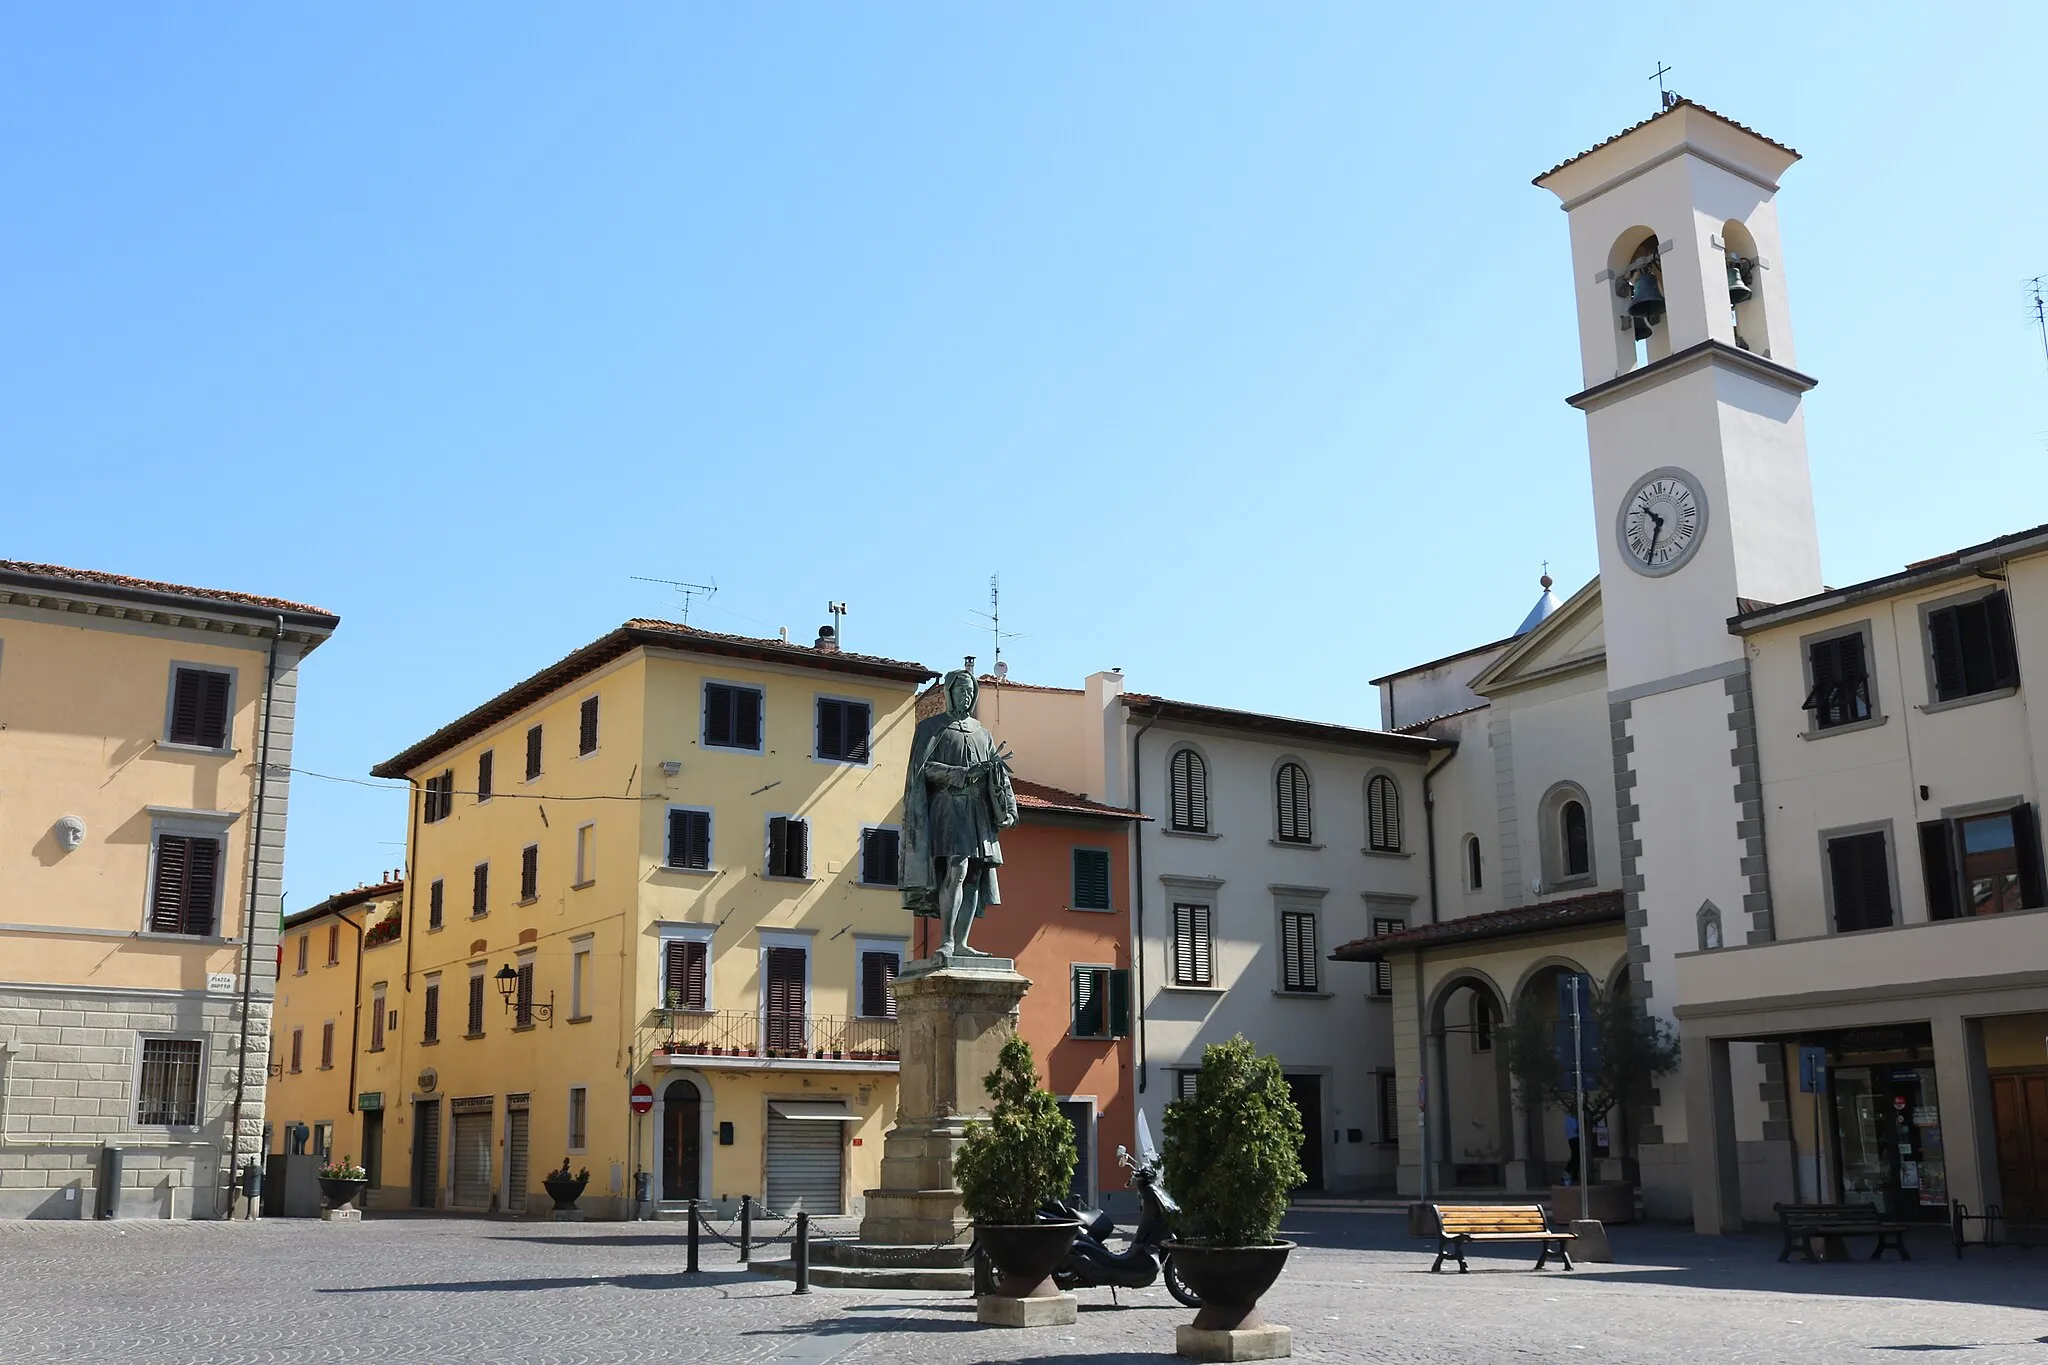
[452, 1110, 493, 1210]
[413, 1102, 440, 1208]
[764, 1103, 848, 1215]
[505, 1100, 531, 1214]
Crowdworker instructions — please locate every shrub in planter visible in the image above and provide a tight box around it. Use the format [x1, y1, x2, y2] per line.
[951, 1034, 1078, 1298]
[543, 1158, 591, 1211]
[1160, 1035, 1304, 1332]
[317, 1157, 369, 1211]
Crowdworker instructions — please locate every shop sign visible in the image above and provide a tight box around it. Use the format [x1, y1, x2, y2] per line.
[358, 1092, 383, 1112]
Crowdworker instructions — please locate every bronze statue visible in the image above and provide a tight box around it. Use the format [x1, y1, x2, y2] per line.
[901, 668, 1017, 958]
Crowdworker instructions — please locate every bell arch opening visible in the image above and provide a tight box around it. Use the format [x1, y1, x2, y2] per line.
[1608, 228, 1669, 372]
[1720, 218, 1770, 357]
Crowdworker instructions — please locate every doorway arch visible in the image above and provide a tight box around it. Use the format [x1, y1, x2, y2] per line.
[1426, 971, 1513, 1189]
[661, 1076, 706, 1202]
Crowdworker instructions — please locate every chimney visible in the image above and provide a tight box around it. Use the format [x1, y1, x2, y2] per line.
[814, 625, 839, 653]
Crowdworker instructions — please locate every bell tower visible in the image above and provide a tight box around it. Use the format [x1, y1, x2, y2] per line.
[1536, 100, 1824, 1222]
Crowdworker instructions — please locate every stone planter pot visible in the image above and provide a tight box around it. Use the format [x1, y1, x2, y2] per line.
[543, 1174, 589, 1212]
[1547, 1183, 1635, 1224]
[975, 1220, 1080, 1299]
[318, 1177, 367, 1212]
[1164, 1241, 1294, 1333]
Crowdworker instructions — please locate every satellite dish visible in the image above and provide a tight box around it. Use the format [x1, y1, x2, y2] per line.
[993, 660, 1009, 680]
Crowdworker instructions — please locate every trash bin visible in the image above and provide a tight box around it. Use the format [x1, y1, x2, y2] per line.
[96, 1147, 123, 1220]
[634, 1169, 652, 1218]
[241, 1162, 264, 1218]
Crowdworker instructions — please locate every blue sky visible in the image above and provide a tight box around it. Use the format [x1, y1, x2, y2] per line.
[4, 4, 2044, 908]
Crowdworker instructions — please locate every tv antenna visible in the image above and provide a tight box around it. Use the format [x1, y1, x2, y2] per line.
[828, 601, 848, 649]
[631, 575, 719, 626]
[2028, 277, 2047, 369]
[968, 572, 1027, 678]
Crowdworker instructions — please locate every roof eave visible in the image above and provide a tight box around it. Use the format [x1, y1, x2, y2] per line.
[0, 565, 339, 635]
[1730, 530, 2048, 635]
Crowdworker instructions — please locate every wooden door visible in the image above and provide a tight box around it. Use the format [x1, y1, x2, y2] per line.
[1992, 1073, 2048, 1222]
[662, 1082, 702, 1201]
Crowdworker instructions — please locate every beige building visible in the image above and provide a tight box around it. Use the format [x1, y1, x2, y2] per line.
[0, 560, 337, 1218]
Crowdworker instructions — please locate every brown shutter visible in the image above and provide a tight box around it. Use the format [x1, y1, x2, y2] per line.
[848, 702, 871, 762]
[429, 879, 445, 929]
[169, 672, 203, 745]
[526, 724, 543, 779]
[149, 836, 189, 934]
[580, 696, 600, 754]
[1920, 821, 1958, 921]
[861, 951, 899, 1019]
[768, 817, 789, 876]
[423, 984, 440, 1042]
[474, 863, 488, 917]
[198, 671, 231, 747]
[467, 974, 484, 1035]
[477, 751, 493, 801]
[765, 947, 806, 1052]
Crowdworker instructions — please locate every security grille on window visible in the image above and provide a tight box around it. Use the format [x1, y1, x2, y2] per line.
[422, 981, 441, 1043]
[1275, 762, 1312, 843]
[1928, 590, 2019, 703]
[149, 833, 223, 937]
[1921, 804, 2045, 920]
[1369, 916, 1404, 997]
[520, 844, 539, 901]
[1279, 911, 1319, 993]
[516, 959, 535, 1028]
[579, 696, 600, 755]
[1171, 902, 1213, 987]
[525, 724, 544, 780]
[668, 808, 713, 870]
[167, 667, 232, 748]
[1169, 749, 1209, 833]
[704, 683, 764, 750]
[467, 972, 486, 1036]
[1071, 848, 1112, 910]
[472, 863, 489, 917]
[1827, 830, 1895, 933]
[816, 698, 872, 763]
[1367, 775, 1402, 852]
[664, 940, 708, 1012]
[136, 1038, 203, 1127]
[861, 828, 901, 887]
[429, 878, 445, 930]
[1376, 1071, 1400, 1144]
[477, 750, 494, 802]
[423, 771, 455, 823]
[767, 816, 809, 878]
[860, 950, 900, 1019]
[1803, 633, 1873, 729]
[1071, 966, 1131, 1039]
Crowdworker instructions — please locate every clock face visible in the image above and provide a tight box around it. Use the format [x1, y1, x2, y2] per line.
[1616, 467, 1708, 577]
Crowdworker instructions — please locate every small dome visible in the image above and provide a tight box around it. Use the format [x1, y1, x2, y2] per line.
[1515, 572, 1561, 635]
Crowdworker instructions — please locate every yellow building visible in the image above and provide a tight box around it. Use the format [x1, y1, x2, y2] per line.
[267, 877, 403, 1180]
[365, 620, 933, 1218]
[0, 560, 337, 1219]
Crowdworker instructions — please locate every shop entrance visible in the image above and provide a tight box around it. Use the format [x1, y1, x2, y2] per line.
[1829, 1052, 1948, 1221]
[661, 1079, 703, 1202]
[1991, 1073, 2048, 1223]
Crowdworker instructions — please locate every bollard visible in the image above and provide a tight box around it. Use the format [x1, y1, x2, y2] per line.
[739, 1193, 753, 1262]
[686, 1198, 700, 1274]
[793, 1211, 811, 1294]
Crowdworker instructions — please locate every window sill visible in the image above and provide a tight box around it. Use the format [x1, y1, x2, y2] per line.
[701, 743, 765, 755]
[426, 925, 444, 934]
[1162, 828, 1221, 841]
[1272, 989, 1333, 1000]
[517, 896, 538, 907]
[567, 1014, 592, 1025]
[1066, 904, 1117, 914]
[367, 1045, 384, 1054]
[1162, 983, 1226, 994]
[470, 913, 488, 921]
[156, 742, 239, 758]
[579, 748, 600, 761]
[656, 864, 718, 878]
[1367, 993, 1393, 1003]
[1545, 876, 1597, 893]
[1271, 840, 1324, 851]
[1359, 848, 1411, 859]
[317, 1065, 334, 1072]
[1921, 686, 2020, 715]
[512, 1023, 536, 1033]
[463, 1032, 485, 1041]
[572, 880, 594, 891]
[1067, 1034, 1120, 1043]
[761, 874, 816, 884]
[811, 756, 874, 769]
[139, 931, 233, 946]
[288, 1069, 302, 1076]
[419, 1039, 439, 1047]
[1802, 713, 1888, 740]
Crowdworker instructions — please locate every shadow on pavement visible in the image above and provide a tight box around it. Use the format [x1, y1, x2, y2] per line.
[321, 1268, 759, 1295]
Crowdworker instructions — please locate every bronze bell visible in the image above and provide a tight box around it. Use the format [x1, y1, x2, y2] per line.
[1632, 314, 1654, 342]
[1726, 257, 1753, 305]
[1627, 266, 1665, 320]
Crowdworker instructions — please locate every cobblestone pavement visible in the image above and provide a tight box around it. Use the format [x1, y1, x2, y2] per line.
[2, 1212, 2047, 1364]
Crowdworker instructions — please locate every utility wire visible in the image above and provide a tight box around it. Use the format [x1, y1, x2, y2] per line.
[276, 764, 668, 803]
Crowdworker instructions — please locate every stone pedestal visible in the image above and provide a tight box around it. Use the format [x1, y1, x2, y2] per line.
[318, 1207, 361, 1223]
[1567, 1218, 1613, 1263]
[1176, 1324, 1292, 1361]
[549, 1208, 587, 1222]
[978, 1291, 1078, 1327]
[858, 960, 1029, 1249]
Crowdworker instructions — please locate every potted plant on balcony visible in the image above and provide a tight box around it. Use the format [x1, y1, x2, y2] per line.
[1500, 983, 1679, 1233]
[952, 1034, 1078, 1324]
[317, 1157, 369, 1213]
[1160, 1035, 1304, 1354]
[543, 1158, 590, 1213]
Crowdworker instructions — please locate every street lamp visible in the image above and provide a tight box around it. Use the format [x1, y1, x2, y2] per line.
[495, 962, 554, 1025]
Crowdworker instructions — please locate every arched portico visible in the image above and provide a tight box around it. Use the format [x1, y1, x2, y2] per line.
[1424, 970, 1514, 1191]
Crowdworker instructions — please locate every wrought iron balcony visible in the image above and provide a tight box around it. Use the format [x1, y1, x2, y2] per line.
[646, 1008, 900, 1068]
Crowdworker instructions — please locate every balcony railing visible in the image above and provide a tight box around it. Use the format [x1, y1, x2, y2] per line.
[648, 1008, 900, 1063]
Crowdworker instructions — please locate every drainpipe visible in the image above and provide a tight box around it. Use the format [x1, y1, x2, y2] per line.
[225, 614, 284, 1211]
[344, 910, 365, 1116]
[402, 777, 424, 993]
[1128, 710, 1160, 1094]
[1421, 746, 1455, 925]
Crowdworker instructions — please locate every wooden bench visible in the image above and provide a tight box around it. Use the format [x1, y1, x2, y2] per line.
[1428, 1203, 1576, 1273]
[1774, 1202, 1911, 1263]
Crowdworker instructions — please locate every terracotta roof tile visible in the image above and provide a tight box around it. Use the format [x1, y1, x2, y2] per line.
[0, 559, 336, 622]
[1730, 519, 2048, 634]
[1393, 704, 1489, 735]
[1120, 693, 1442, 757]
[285, 878, 404, 928]
[1328, 890, 1623, 961]
[1012, 777, 1145, 822]
[1534, 97, 1798, 185]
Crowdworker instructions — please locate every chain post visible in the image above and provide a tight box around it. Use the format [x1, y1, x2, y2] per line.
[740, 1193, 753, 1262]
[793, 1211, 811, 1294]
[687, 1198, 700, 1274]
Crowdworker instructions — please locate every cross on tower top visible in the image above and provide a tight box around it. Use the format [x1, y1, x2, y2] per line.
[1649, 61, 1678, 108]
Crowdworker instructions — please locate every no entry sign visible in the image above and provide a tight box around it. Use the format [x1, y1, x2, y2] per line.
[630, 1083, 654, 1115]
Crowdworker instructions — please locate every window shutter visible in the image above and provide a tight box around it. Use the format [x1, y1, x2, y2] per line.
[789, 819, 807, 878]
[1929, 607, 1965, 701]
[198, 670, 231, 747]
[1189, 904, 1213, 985]
[477, 751, 493, 801]
[1172, 904, 1193, 984]
[580, 696, 599, 754]
[1987, 591, 2019, 689]
[1919, 821, 1958, 921]
[473, 863, 488, 917]
[467, 974, 484, 1035]
[1857, 834, 1894, 930]
[765, 946, 805, 1051]
[862, 951, 899, 1019]
[1072, 967, 1102, 1038]
[1072, 849, 1110, 909]
[423, 984, 439, 1042]
[182, 836, 220, 935]
[705, 685, 733, 747]
[1108, 968, 1131, 1038]
[516, 962, 534, 1024]
[429, 879, 444, 929]
[169, 672, 203, 745]
[736, 687, 762, 748]
[526, 724, 543, 779]
[768, 817, 788, 876]
[1170, 752, 1191, 830]
[1170, 750, 1207, 832]
[1803, 637, 1842, 715]
[1830, 832, 1893, 933]
[150, 836, 190, 934]
[521, 845, 538, 900]
[2015, 803, 2045, 910]
[1375, 954, 1393, 998]
[818, 700, 844, 760]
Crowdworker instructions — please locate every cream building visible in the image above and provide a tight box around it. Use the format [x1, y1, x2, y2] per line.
[0, 561, 337, 1219]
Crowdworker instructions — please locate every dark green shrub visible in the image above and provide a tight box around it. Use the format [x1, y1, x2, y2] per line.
[952, 1034, 1077, 1225]
[1161, 1035, 1304, 1245]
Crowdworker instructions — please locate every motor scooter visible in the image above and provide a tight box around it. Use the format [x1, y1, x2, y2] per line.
[1001, 1111, 1199, 1306]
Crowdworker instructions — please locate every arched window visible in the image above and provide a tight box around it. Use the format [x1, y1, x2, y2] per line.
[1168, 748, 1209, 834]
[1366, 774, 1401, 853]
[1275, 762, 1312, 843]
[1465, 835, 1483, 891]
[1562, 800, 1590, 878]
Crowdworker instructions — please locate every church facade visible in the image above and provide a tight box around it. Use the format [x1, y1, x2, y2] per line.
[1338, 99, 2048, 1230]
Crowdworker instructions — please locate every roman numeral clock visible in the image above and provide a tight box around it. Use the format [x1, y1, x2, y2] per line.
[1615, 467, 1708, 576]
